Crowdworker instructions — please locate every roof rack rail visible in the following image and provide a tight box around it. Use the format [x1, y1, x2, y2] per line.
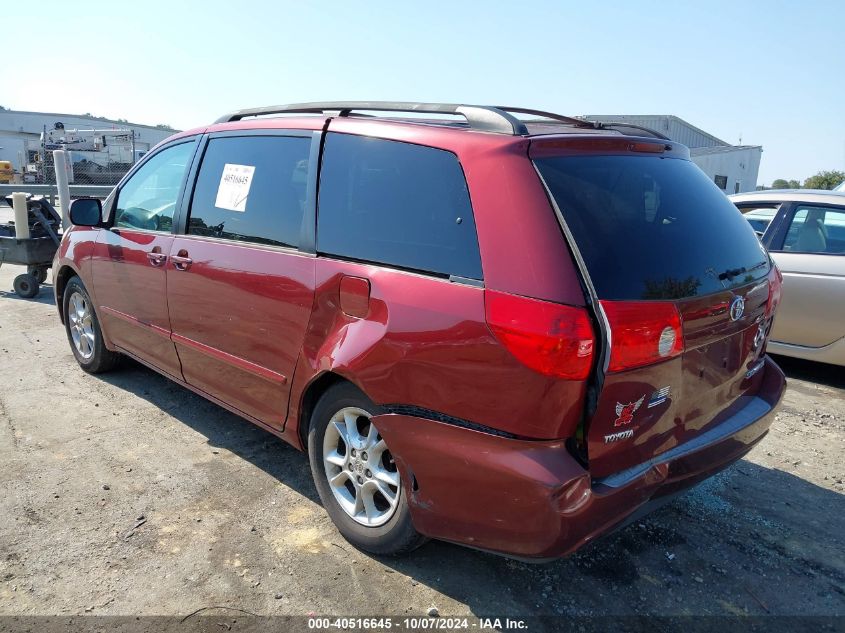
[213, 102, 670, 140]
[495, 107, 669, 140]
[214, 101, 529, 135]
[582, 120, 670, 141]
[494, 106, 594, 128]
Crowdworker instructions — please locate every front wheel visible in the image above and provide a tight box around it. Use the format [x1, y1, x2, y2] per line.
[308, 383, 427, 555]
[63, 276, 120, 373]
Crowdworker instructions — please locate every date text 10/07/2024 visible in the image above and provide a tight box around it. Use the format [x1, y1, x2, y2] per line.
[307, 617, 529, 631]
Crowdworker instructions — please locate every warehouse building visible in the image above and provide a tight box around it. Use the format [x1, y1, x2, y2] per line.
[1, 109, 760, 192]
[0, 109, 177, 182]
[584, 115, 762, 194]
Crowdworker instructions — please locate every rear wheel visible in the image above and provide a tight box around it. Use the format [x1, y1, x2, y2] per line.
[308, 382, 426, 555]
[63, 276, 120, 373]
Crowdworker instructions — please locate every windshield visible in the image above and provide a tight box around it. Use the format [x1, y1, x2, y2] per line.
[535, 154, 770, 300]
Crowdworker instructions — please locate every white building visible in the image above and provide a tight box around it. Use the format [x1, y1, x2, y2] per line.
[584, 115, 762, 194]
[0, 109, 178, 177]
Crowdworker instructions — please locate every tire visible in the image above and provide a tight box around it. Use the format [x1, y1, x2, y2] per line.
[308, 382, 427, 556]
[13, 273, 39, 299]
[63, 276, 120, 373]
[28, 266, 48, 284]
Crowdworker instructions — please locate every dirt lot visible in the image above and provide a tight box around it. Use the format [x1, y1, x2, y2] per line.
[0, 262, 843, 622]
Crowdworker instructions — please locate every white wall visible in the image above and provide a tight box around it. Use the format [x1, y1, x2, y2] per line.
[690, 147, 762, 194]
[0, 110, 176, 171]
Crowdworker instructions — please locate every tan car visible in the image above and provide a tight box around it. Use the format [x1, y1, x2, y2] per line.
[731, 190, 845, 366]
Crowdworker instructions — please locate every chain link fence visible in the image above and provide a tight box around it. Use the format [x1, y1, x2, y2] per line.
[26, 124, 141, 187]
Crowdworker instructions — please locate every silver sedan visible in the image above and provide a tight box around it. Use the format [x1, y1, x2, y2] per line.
[730, 190, 845, 366]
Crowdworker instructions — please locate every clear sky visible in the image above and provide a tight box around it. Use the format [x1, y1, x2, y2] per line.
[4, 0, 843, 186]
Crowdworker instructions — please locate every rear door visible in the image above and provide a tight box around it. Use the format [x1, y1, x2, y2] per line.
[166, 131, 319, 429]
[767, 204, 845, 349]
[90, 139, 197, 378]
[533, 144, 776, 477]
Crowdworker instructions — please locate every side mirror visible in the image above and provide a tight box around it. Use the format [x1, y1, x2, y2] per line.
[69, 198, 102, 226]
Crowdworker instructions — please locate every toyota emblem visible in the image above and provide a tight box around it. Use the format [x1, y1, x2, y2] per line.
[729, 296, 745, 321]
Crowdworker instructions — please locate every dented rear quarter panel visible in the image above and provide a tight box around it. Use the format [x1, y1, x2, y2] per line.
[284, 258, 589, 445]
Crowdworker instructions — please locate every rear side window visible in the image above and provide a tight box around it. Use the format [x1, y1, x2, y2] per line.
[736, 204, 779, 235]
[188, 135, 310, 248]
[317, 134, 482, 280]
[535, 155, 769, 300]
[782, 206, 845, 254]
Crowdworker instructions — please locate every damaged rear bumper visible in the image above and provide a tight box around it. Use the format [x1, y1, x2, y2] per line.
[371, 355, 786, 559]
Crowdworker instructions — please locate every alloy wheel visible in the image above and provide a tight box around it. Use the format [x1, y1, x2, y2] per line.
[322, 406, 400, 527]
[68, 291, 95, 360]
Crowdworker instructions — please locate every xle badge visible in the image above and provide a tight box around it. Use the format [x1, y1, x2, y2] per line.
[605, 429, 634, 443]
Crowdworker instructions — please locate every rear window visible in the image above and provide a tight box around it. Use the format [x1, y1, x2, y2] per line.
[535, 155, 769, 300]
[317, 134, 482, 280]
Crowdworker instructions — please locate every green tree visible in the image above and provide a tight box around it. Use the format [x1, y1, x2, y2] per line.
[771, 178, 790, 189]
[803, 170, 845, 190]
[788, 179, 800, 188]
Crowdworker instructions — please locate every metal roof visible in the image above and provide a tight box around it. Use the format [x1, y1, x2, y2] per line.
[729, 190, 845, 205]
[583, 114, 730, 148]
[0, 109, 178, 133]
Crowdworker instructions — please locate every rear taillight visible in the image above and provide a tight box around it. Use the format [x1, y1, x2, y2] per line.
[485, 290, 595, 380]
[766, 264, 783, 316]
[600, 301, 684, 373]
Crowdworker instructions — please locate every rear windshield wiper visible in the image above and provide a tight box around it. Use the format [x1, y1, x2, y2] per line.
[716, 260, 768, 281]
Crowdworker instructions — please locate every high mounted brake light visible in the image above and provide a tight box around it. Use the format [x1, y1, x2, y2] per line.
[529, 138, 681, 158]
[485, 290, 595, 381]
[627, 142, 666, 153]
[600, 301, 684, 373]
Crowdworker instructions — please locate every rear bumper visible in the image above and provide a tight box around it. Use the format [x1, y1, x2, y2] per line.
[372, 355, 786, 559]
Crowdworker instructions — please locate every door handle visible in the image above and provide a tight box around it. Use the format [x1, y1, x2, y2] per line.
[171, 250, 193, 271]
[146, 248, 167, 267]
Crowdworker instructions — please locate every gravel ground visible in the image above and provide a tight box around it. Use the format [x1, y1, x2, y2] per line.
[0, 262, 843, 621]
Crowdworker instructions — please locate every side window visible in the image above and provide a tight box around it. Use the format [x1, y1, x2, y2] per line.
[736, 205, 779, 235]
[317, 134, 482, 280]
[782, 206, 845, 254]
[188, 135, 310, 248]
[114, 142, 195, 231]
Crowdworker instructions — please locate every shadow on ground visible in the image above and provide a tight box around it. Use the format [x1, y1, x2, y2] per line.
[0, 281, 56, 306]
[97, 358, 320, 504]
[96, 358, 845, 617]
[771, 354, 845, 390]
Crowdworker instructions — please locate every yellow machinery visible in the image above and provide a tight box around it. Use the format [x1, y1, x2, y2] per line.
[0, 160, 13, 184]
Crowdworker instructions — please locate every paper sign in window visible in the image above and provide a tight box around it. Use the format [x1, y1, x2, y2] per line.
[214, 163, 255, 212]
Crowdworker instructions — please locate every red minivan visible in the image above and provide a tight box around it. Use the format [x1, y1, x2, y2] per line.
[55, 102, 785, 559]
